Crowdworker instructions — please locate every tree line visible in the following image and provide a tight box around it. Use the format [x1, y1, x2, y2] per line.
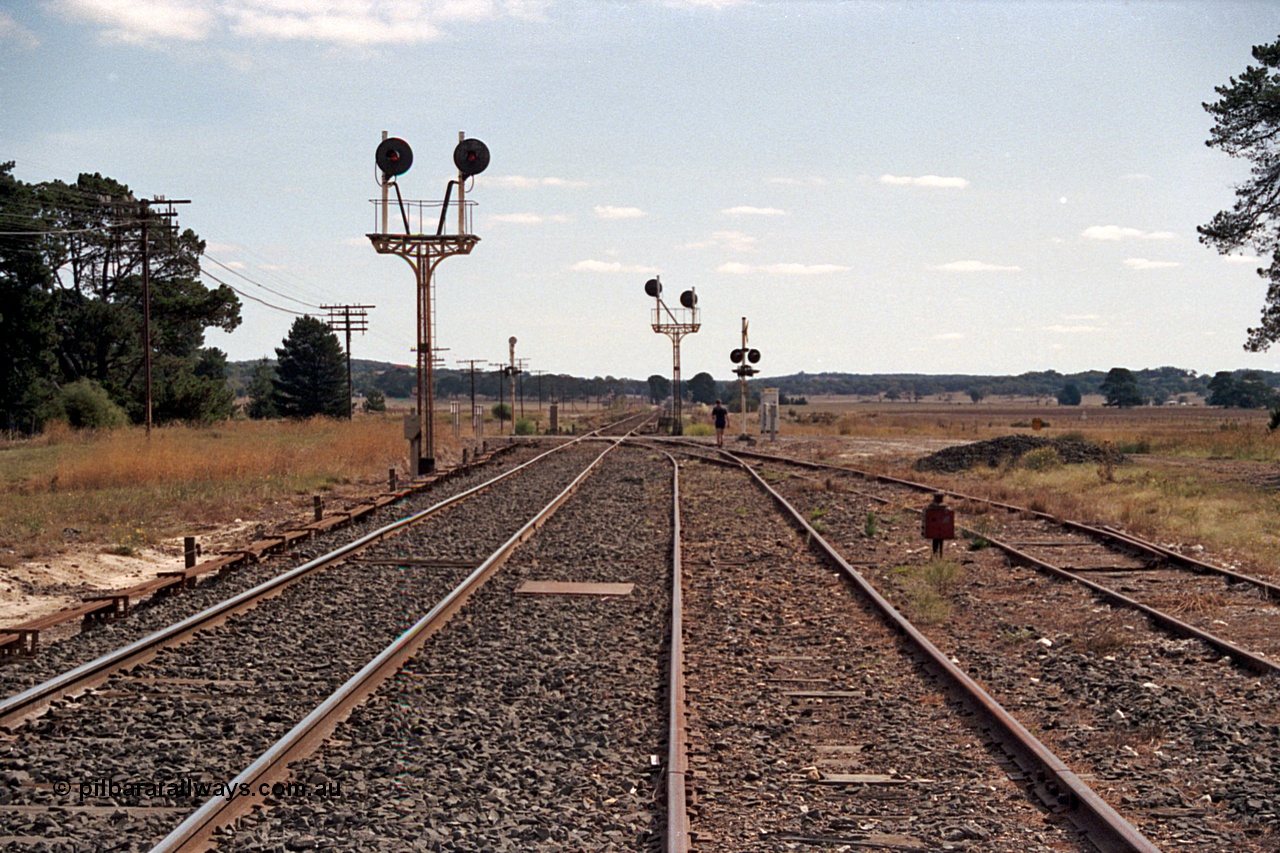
[0, 164, 241, 432]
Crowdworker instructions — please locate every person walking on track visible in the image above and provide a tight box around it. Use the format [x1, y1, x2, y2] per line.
[711, 399, 729, 448]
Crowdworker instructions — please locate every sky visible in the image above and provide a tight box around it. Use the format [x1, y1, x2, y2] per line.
[2, 1, 1278, 383]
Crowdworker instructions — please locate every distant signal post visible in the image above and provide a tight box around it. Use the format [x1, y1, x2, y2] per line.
[366, 131, 489, 474]
[645, 276, 700, 435]
[729, 317, 761, 442]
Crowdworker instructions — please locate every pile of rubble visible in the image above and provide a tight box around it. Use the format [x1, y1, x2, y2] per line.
[913, 434, 1122, 473]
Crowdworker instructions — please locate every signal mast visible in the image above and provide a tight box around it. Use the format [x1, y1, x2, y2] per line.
[645, 276, 700, 435]
[367, 132, 490, 474]
[729, 317, 761, 442]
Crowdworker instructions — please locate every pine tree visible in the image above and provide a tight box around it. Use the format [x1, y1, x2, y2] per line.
[245, 358, 278, 419]
[1201, 36, 1280, 350]
[272, 316, 348, 419]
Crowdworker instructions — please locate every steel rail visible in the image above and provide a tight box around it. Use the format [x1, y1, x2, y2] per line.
[149, 434, 631, 853]
[658, 449, 690, 853]
[713, 443, 1280, 604]
[0, 433, 601, 732]
[974, 528, 1280, 676]
[723, 452, 1163, 853]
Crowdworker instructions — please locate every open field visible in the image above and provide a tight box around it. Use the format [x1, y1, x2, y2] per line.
[3, 398, 1280, 626]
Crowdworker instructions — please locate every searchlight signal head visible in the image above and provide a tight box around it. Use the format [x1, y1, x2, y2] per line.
[644, 278, 662, 298]
[454, 138, 490, 177]
[375, 137, 413, 178]
[679, 289, 697, 309]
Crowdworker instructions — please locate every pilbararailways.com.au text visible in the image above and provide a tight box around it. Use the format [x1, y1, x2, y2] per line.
[55, 777, 342, 803]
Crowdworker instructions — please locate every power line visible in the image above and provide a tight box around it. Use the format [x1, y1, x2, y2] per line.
[203, 253, 322, 310]
[201, 269, 308, 316]
[0, 221, 133, 237]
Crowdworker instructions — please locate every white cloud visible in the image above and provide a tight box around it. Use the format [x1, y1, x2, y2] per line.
[933, 333, 964, 340]
[1122, 173, 1152, 181]
[767, 176, 828, 187]
[490, 212, 569, 225]
[1061, 314, 1099, 321]
[0, 11, 40, 47]
[1123, 258, 1180, 270]
[931, 260, 1022, 273]
[594, 205, 646, 220]
[1223, 254, 1262, 265]
[1042, 324, 1102, 333]
[664, 0, 748, 8]
[880, 174, 969, 189]
[484, 175, 588, 189]
[722, 206, 787, 216]
[686, 231, 757, 252]
[53, 0, 216, 43]
[717, 262, 850, 275]
[571, 259, 657, 274]
[52, 0, 548, 45]
[1081, 225, 1176, 241]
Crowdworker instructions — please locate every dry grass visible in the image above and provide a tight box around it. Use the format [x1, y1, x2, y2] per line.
[914, 460, 1280, 581]
[780, 398, 1280, 587]
[0, 415, 459, 565]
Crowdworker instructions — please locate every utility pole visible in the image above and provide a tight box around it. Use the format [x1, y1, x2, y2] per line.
[456, 358, 485, 426]
[531, 369, 547, 412]
[322, 304, 374, 419]
[516, 357, 530, 420]
[133, 198, 188, 439]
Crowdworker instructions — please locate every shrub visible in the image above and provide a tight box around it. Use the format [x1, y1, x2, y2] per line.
[58, 380, 128, 430]
[1020, 446, 1062, 471]
[514, 418, 536, 435]
[685, 423, 714, 437]
[362, 387, 387, 413]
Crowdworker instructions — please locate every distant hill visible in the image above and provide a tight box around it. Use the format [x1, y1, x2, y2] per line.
[227, 360, 1280, 406]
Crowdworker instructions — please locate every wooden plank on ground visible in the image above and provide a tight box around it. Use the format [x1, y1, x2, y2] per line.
[515, 581, 635, 597]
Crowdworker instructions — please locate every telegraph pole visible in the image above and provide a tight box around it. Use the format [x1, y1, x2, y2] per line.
[515, 357, 530, 419]
[456, 358, 486, 433]
[134, 198, 187, 438]
[322, 304, 374, 419]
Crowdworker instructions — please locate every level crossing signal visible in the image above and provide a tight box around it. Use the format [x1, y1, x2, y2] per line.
[731, 347, 761, 376]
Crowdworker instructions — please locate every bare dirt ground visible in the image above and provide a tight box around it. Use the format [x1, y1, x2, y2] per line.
[0, 482, 377, 629]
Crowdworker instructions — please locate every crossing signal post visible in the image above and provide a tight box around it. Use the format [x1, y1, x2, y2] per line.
[367, 131, 489, 474]
[729, 317, 761, 442]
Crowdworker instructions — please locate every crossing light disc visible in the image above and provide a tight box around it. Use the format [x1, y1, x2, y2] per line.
[375, 137, 413, 177]
[679, 289, 697, 309]
[730, 349, 744, 364]
[454, 138, 490, 177]
[748, 349, 761, 364]
[644, 278, 662, 297]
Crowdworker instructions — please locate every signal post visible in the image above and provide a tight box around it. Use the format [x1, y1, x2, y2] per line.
[367, 132, 490, 474]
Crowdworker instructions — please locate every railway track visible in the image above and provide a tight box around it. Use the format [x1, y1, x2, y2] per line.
[690, 441, 1280, 850]
[156, 438, 1148, 853]
[4, 423, 1276, 851]
[0, 430, 632, 849]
